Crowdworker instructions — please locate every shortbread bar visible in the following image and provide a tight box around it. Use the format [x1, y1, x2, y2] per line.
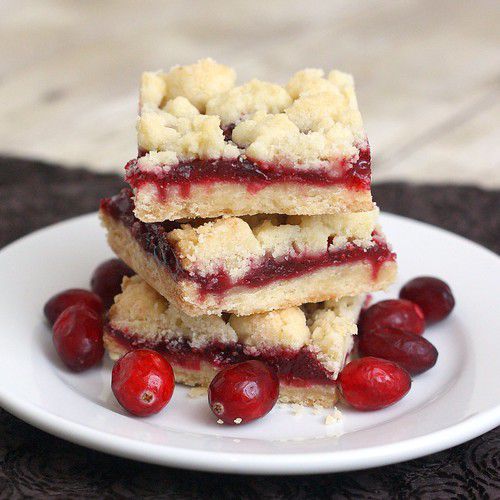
[105, 276, 366, 407]
[127, 58, 372, 221]
[100, 189, 396, 317]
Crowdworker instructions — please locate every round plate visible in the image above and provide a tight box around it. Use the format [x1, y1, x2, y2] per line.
[0, 213, 498, 475]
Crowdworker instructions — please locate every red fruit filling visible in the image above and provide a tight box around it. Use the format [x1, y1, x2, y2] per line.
[91, 258, 134, 309]
[111, 349, 175, 417]
[106, 326, 340, 388]
[44, 288, 103, 325]
[400, 276, 455, 324]
[358, 326, 438, 375]
[338, 357, 411, 411]
[52, 304, 104, 371]
[208, 360, 279, 424]
[101, 190, 395, 296]
[126, 147, 371, 199]
[359, 299, 425, 336]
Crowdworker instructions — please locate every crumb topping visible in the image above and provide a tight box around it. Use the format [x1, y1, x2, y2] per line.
[229, 307, 310, 349]
[137, 105, 239, 165]
[206, 79, 292, 127]
[324, 295, 366, 323]
[108, 276, 364, 377]
[309, 311, 357, 376]
[137, 58, 365, 168]
[325, 407, 342, 425]
[167, 207, 379, 279]
[108, 275, 237, 348]
[141, 59, 236, 112]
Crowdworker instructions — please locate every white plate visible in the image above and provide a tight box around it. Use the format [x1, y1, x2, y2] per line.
[0, 212, 498, 475]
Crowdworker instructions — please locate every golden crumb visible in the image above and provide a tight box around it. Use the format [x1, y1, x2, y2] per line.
[325, 407, 343, 425]
[187, 387, 207, 398]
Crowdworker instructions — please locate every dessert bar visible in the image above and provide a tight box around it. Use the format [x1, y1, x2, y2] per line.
[104, 276, 366, 407]
[127, 58, 372, 221]
[100, 189, 396, 317]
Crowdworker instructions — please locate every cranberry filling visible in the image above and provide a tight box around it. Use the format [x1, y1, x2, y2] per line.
[125, 147, 371, 199]
[107, 326, 337, 387]
[101, 190, 395, 296]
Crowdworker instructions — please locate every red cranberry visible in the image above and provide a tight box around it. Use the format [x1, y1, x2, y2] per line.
[90, 259, 134, 308]
[358, 327, 438, 375]
[208, 360, 279, 424]
[359, 299, 425, 336]
[44, 289, 103, 325]
[112, 349, 175, 417]
[52, 304, 104, 371]
[400, 276, 455, 324]
[338, 357, 411, 411]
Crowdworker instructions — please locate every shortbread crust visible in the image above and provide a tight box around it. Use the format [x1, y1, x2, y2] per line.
[129, 177, 372, 222]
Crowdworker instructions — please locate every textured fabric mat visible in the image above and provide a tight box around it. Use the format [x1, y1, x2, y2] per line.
[0, 157, 498, 498]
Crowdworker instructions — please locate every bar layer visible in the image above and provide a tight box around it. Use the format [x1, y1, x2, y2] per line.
[129, 58, 372, 221]
[100, 189, 397, 317]
[105, 276, 366, 407]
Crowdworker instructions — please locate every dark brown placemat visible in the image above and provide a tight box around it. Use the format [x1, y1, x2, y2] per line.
[0, 157, 498, 499]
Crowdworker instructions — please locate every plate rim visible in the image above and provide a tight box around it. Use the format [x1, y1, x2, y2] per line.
[1, 387, 499, 475]
[0, 211, 499, 475]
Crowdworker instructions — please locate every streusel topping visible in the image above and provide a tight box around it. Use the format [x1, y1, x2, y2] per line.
[109, 276, 363, 376]
[109, 276, 237, 348]
[141, 59, 236, 112]
[137, 96, 239, 166]
[206, 79, 293, 127]
[137, 58, 365, 169]
[167, 207, 379, 280]
[229, 308, 310, 350]
[309, 311, 357, 375]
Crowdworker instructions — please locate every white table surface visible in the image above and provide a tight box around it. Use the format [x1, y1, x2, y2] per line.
[1, 0, 499, 187]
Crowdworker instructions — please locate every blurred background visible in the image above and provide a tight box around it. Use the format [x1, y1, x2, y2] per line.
[1, 0, 499, 186]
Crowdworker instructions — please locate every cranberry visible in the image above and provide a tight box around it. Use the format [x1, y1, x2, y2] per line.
[52, 304, 104, 371]
[338, 357, 411, 411]
[90, 259, 134, 308]
[400, 276, 455, 324]
[359, 299, 425, 336]
[358, 327, 438, 375]
[111, 349, 175, 417]
[44, 289, 103, 325]
[208, 360, 279, 424]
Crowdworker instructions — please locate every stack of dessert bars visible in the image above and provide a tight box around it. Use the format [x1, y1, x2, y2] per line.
[101, 59, 397, 407]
